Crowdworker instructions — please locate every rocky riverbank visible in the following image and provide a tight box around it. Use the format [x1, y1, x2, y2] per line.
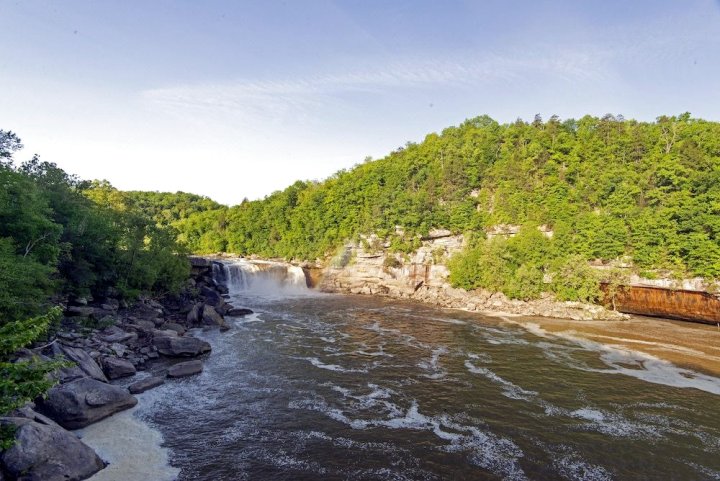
[0, 257, 250, 481]
[318, 231, 626, 321]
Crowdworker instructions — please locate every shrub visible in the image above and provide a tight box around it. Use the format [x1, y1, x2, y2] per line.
[0, 308, 67, 448]
[550, 255, 600, 302]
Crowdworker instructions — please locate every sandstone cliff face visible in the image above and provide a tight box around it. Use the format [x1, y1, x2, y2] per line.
[319, 232, 623, 321]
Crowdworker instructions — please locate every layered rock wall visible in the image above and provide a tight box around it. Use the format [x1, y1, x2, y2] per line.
[319, 233, 621, 321]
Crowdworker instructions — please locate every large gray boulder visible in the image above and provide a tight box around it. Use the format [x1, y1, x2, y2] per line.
[167, 360, 203, 378]
[0, 417, 104, 481]
[201, 305, 227, 329]
[161, 322, 186, 335]
[153, 335, 211, 357]
[200, 286, 223, 307]
[37, 378, 137, 429]
[56, 345, 108, 383]
[103, 357, 136, 380]
[186, 302, 203, 324]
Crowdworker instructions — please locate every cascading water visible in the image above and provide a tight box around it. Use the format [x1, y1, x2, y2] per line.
[215, 259, 309, 295]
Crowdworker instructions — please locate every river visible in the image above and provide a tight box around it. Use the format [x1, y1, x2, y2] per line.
[83, 260, 720, 480]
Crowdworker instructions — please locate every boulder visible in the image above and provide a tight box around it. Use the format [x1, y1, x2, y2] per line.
[128, 376, 165, 394]
[227, 308, 254, 317]
[129, 303, 162, 323]
[153, 335, 211, 357]
[103, 357, 136, 379]
[99, 326, 137, 344]
[161, 322, 186, 335]
[64, 306, 95, 317]
[201, 305, 226, 328]
[189, 256, 211, 268]
[0, 417, 105, 481]
[100, 298, 120, 311]
[37, 378, 137, 429]
[186, 302, 203, 324]
[152, 328, 178, 338]
[200, 285, 223, 307]
[109, 343, 127, 357]
[167, 360, 203, 378]
[12, 406, 62, 429]
[129, 319, 156, 331]
[57, 345, 108, 383]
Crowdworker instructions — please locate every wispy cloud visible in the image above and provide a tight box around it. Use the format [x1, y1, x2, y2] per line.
[141, 48, 607, 127]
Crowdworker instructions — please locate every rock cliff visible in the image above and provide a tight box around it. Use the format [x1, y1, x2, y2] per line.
[319, 231, 623, 321]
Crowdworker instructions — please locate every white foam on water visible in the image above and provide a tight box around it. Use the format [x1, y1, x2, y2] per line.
[435, 414, 528, 481]
[552, 449, 614, 481]
[514, 321, 720, 396]
[289, 395, 528, 481]
[364, 321, 402, 335]
[256, 448, 329, 476]
[467, 352, 493, 363]
[567, 408, 663, 439]
[590, 334, 718, 358]
[686, 462, 720, 480]
[465, 361, 538, 401]
[77, 404, 179, 481]
[302, 356, 369, 373]
[418, 347, 448, 379]
[233, 312, 264, 324]
[355, 342, 394, 358]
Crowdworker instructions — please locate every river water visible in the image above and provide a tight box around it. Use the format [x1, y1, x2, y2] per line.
[91, 262, 720, 481]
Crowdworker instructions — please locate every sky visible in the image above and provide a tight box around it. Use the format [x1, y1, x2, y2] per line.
[1, 0, 719, 205]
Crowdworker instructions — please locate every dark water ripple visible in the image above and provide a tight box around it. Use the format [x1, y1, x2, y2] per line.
[137, 293, 720, 481]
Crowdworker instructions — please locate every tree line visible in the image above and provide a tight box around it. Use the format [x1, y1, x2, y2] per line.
[154, 114, 719, 300]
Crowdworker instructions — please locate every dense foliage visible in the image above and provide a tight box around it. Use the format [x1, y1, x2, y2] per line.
[0, 308, 66, 448]
[0, 132, 191, 315]
[170, 114, 720, 299]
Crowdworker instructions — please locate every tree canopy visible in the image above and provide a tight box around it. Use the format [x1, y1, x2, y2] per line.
[170, 114, 720, 289]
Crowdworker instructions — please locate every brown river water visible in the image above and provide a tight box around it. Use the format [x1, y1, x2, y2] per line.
[80, 261, 720, 481]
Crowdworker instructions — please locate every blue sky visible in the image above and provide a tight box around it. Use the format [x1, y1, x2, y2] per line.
[1, 0, 719, 204]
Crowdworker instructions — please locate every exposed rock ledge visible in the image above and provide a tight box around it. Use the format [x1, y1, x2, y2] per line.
[319, 235, 625, 321]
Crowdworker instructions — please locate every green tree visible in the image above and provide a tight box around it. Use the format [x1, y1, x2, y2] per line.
[0, 308, 65, 448]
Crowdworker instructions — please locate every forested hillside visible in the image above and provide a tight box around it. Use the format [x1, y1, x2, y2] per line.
[168, 114, 720, 298]
[0, 131, 191, 320]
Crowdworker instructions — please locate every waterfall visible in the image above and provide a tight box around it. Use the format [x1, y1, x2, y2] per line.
[214, 259, 309, 295]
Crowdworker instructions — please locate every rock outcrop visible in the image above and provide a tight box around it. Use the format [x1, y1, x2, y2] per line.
[103, 357, 137, 380]
[153, 335, 211, 357]
[55, 345, 108, 383]
[320, 234, 625, 321]
[0, 417, 104, 481]
[36, 378, 138, 429]
[128, 376, 165, 394]
[167, 360, 203, 378]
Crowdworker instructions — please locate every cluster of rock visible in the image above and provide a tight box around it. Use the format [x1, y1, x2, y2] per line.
[0, 257, 249, 481]
[319, 232, 626, 321]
